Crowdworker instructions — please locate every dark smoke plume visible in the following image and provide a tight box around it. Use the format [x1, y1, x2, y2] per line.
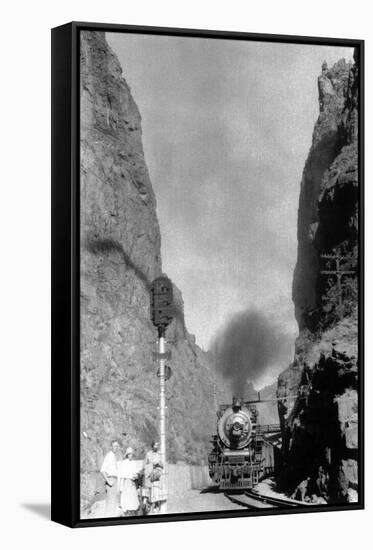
[211, 309, 293, 394]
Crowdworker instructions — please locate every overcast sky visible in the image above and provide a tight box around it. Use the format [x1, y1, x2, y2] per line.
[107, 33, 353, 373]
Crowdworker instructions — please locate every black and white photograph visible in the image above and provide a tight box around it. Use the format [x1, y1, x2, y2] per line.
[78, 28, 362, 521]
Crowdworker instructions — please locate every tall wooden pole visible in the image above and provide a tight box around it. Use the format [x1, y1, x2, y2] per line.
[159, 328, 167, 513]
[150, 275, 174, 514]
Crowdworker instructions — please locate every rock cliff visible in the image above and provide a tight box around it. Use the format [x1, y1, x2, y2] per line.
[278, 52, 359, 503]
[80, 31, 217, 510]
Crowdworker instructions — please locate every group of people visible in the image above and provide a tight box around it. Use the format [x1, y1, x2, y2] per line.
[290, 465, 329, 504]
[100, 440, 165, 517]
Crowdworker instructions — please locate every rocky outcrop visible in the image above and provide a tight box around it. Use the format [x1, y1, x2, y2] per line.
[80, 31, 217, 510]
[278, 52, 359, 503]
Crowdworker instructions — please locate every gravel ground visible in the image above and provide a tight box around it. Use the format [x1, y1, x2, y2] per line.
[167, 489, 242, 514]
[82, 488, 242, 519]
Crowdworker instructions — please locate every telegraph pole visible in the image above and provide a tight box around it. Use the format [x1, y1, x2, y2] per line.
[150, 276, 174, 514]
[320, 253, 356, 308]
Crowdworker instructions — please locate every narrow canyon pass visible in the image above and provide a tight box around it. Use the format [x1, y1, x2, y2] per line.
[76, 29, 361, 519]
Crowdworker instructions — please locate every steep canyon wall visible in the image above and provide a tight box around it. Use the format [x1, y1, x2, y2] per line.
[80, 31, 217, 509]
[278, 53, 359, 503]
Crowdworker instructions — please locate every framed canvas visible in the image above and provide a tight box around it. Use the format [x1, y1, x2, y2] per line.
[51, 21, 364, 528]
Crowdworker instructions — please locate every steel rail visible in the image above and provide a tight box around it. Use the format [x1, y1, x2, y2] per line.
[224, 490, 312, 510]
[245, 490, 310, 508]
[224, 492, 276, 509]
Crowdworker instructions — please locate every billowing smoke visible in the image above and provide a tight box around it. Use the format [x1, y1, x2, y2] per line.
[211, 309, 293, 394]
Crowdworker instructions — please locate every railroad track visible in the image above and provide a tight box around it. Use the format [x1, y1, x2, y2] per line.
[224, 490, 311, 510]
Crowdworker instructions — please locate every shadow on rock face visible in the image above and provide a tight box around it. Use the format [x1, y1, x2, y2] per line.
[85, 235, 185, 328]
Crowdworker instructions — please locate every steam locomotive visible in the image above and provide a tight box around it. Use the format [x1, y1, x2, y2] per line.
[208, 396, 278, 490]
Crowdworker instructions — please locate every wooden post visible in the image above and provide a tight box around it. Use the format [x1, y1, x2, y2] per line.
[158, 330, 167, 513]
[320, 253, 355, 309]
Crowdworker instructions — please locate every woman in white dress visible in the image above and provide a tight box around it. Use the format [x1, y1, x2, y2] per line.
[118, 447, 140, 516]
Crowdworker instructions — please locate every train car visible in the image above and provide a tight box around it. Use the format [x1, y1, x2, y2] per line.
[208, 396, 278, 490]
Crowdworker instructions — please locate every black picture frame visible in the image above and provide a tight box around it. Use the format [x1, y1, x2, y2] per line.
[51, 21, 364, 528]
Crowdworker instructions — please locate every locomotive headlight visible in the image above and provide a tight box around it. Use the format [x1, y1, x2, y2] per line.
[218, 406, 252, 449]
[232, 421, 243, 433]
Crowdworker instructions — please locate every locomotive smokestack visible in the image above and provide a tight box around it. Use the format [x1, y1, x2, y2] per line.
[232, 396, 243, 411]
